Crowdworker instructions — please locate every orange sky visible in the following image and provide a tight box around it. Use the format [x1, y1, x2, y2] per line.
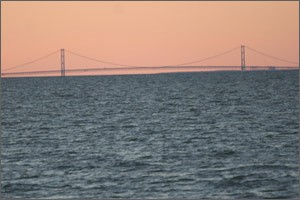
[1, 1, 299, 76]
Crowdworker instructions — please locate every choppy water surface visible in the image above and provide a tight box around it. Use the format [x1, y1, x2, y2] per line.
[1, 70, 299, 199]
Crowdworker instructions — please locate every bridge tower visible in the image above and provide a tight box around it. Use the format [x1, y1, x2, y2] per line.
[241, 45, 246, 71]
[61, 49, 65, 77]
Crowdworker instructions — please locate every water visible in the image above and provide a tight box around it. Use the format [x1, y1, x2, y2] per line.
[1, 70, 299, 199]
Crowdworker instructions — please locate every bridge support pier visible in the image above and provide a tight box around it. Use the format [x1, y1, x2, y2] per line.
[61, 49, 65, 77]
[241, 45, 246, 71]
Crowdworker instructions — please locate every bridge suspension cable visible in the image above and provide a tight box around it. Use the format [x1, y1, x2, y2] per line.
[2, 49, 60, 72]
[2, 45, 298, 77]
[65, 46, 240, 68]
[246, 45, 299, 65]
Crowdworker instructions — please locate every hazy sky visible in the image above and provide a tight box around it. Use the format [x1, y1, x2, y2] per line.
[1, 1, 299, 75]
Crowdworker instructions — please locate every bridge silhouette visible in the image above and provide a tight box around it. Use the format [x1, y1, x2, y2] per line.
[1, 45, 298, 77]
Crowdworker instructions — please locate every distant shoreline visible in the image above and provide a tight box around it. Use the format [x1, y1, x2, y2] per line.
[1, 68, 298, 79]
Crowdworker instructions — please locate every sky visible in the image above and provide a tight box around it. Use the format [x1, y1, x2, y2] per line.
[1, 1, 299, 76]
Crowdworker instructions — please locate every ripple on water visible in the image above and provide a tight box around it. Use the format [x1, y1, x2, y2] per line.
[2, 71, 299, 198]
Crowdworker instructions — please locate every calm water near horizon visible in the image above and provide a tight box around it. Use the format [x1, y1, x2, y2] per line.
[1, 70, 299, 199]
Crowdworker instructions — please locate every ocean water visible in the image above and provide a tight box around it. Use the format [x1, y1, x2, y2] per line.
[1, 70, 299, 199]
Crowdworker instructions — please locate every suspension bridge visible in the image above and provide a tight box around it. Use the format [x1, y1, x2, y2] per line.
[1, 45, 298, 77]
